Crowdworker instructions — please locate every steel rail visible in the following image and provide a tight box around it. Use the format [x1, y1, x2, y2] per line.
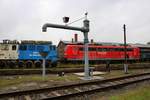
[0, 72, 150, 99]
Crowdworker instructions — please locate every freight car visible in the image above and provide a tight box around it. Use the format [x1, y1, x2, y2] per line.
[140, 47, 150, 61]
[0, 40, 57, 68]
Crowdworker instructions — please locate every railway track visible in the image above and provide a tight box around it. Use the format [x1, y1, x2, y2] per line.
[0, 72, 150, 100]
[0, 63, 150, 76]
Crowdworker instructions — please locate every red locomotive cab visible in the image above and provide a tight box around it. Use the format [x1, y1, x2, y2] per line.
[64, 45, 80, 60]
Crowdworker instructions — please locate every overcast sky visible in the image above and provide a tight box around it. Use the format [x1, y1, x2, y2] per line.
[0, 0, 150, 45]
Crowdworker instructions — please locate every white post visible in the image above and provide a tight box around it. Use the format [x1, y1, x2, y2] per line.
[42, 58, 46, 77]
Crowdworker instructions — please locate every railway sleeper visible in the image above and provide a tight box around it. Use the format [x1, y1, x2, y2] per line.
[51, 91, 61, 96]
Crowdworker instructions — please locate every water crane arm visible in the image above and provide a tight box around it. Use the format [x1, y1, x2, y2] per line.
[42, 23, 89, 32]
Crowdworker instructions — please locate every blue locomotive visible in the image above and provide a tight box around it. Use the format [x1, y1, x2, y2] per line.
[0, 40, 57, 68]
[18, 40, 57, 67]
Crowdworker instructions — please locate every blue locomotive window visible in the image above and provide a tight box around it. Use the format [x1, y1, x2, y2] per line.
[49, 46, 52, 50]
[37, 46, 44, 51]
[19, 45, 27, 50]
[12, 45, 16, 50]
[53, 46, 56, 50]
[28, 45, 35, 50]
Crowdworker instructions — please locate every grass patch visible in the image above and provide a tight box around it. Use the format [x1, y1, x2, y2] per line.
[100, 69, 150, 79]
[0, 74, 80, 89]
[110, 85, 150, 100]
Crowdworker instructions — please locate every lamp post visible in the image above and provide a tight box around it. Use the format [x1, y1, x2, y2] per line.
[123, 24, 128, 74]
[42, 13, 91, 80]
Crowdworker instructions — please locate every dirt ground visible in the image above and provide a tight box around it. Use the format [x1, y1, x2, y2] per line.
[0, 69, 150, 97]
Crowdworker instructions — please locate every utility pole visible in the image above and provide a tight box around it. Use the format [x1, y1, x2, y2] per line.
[42, 13, 91, 80]
[123, 24, 128, 74]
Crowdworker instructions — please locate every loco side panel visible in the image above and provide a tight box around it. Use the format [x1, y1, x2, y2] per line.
[18, 44, 57, 61]
[18, 43, 57, 67]
[0, 44, 18, 60]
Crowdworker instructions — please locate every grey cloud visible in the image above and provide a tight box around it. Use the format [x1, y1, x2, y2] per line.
[0, 0, 149, 44]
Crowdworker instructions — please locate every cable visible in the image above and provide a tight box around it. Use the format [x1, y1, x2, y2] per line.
[66, 12, 88, 25]
[67, 16, 85, 25]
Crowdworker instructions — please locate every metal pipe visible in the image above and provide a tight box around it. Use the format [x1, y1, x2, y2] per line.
[42, 23, 89, 32]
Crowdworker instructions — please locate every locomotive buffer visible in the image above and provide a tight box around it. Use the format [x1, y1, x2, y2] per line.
[42, 13, 92, 80]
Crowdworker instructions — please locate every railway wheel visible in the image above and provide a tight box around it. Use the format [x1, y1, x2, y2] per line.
[0, 61, 6, 68]
[8, 61, 16, 68]
[46, 61, 50, 68]
[51, 62, 57, 67]
[26, 61, 33, 68]
[18, 61, 25, 68]
[34, 61, 41, 68]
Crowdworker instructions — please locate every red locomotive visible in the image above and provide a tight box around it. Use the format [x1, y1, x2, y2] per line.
[63, 44, 140, 62]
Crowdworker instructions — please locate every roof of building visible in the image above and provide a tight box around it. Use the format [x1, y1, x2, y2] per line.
[21, 40, 52, 44]
[0, 40, 19, 44]
[129, 44, 150, 48]
[58, 40, 126, 46]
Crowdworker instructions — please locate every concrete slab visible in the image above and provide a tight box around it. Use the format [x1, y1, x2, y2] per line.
[74, 71, 106, 76]
[79, 76, 104, 80]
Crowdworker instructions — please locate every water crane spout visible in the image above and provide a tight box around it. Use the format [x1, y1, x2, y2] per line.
[42, 24, 48, 32]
